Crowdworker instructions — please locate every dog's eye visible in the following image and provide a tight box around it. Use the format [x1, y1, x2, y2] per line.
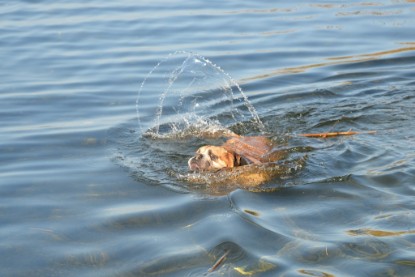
[208, 150, 218, 161]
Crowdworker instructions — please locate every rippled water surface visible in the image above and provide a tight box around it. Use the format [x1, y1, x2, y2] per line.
[1, 1, 415, 276]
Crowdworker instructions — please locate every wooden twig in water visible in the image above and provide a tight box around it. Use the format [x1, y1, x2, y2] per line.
[207, 250, 230, 273]
[298, 130, 376, 138]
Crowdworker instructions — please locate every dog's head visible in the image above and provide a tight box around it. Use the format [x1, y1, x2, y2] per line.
[188, 145, 241, 171]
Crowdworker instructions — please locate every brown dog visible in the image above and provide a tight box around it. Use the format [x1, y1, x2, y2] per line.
[188, 135, 282, 171]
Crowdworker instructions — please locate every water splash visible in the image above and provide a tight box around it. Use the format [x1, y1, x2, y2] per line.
[136, 51, 264, 138]
[124, 51, 305, 195]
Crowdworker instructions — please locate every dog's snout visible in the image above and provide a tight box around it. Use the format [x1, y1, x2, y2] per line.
[188, 156, 199, 171]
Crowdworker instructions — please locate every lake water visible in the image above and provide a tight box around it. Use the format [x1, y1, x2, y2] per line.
[1, 1, 415, 276]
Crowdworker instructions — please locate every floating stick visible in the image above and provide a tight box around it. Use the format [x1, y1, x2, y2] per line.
[298, 130, 376, 138]
[207, 250, 230, 273]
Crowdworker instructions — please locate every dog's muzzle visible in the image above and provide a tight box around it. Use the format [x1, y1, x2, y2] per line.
[188, 157, 200, 171]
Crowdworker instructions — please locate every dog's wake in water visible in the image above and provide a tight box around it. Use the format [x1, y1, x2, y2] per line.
[110, 117, 310, 196]
[177, 157, 306, 194]
[153, 124, 308, 195]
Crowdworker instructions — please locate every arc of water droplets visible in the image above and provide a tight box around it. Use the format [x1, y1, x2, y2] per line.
[136, 51, 265, 135]
[193, 53, 265, 131]
[153, 55, 193, 134]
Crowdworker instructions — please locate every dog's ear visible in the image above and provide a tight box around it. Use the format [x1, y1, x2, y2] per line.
[223, 151, 243, 167]
[222, 151, 237, 168]
[233, 153, 242, 166]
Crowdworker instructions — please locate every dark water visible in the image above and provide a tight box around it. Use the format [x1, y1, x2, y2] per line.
[1, 1, 415, 276]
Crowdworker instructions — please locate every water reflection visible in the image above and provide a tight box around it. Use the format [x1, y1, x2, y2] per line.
[348, 228, 415, 237]
[242, 44, 415, 82]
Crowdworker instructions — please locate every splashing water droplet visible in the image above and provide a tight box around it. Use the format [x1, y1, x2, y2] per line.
[136, 51, 264, 138]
